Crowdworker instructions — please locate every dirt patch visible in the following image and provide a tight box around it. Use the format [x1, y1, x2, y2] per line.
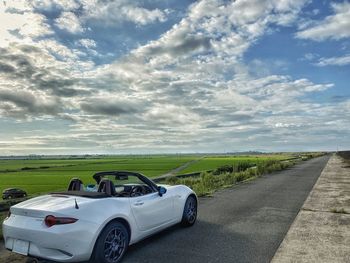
[0, 241, 27, 263]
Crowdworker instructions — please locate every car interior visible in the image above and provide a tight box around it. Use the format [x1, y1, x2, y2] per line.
[66, 176, 154, 197]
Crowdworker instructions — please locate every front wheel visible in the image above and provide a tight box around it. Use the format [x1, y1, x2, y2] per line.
[91, 221, 129, 263]
[181, 196, 197, 227]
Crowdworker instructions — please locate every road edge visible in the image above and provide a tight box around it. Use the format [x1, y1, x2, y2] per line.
[271, 154, 350, 262]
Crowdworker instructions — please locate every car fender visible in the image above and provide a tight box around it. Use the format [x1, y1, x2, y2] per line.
[164, 185, 197, 222]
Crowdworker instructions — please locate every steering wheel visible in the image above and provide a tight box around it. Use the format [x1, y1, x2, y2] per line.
[130, 186, 143, 197]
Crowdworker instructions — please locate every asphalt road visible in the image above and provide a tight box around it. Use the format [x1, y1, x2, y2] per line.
[123, 155, 330, 263]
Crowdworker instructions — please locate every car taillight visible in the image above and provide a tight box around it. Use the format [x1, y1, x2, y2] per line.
[44, 215, 78, 227]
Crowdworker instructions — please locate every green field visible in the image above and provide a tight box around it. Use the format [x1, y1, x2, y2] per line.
[0, 156, 197, 195]
[0, 154, 297, 196]
[180, 154, 292, 174]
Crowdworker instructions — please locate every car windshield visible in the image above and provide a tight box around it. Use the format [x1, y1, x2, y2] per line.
[101, 175, 148, 187]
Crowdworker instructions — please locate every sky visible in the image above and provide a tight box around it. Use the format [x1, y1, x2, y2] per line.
[0, 0, 349, 155]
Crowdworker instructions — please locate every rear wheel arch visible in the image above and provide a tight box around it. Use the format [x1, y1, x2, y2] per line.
[90, 217, 131, 263]
[185, 193, 198, 207]
[112, 217, 131, 242]
[99, 217, 131, 244]
[188, 193, 198, 203]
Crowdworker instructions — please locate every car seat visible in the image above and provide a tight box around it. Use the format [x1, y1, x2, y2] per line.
[67, 178, 84, 191]
[97, 179, 116, 196]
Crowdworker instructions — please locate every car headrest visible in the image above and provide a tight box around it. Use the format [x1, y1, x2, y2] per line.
[97, 179, 116, 196]
[68, 178, 84, 191]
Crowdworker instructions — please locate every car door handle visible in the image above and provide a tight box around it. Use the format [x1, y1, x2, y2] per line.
[134, 201, 144, 206]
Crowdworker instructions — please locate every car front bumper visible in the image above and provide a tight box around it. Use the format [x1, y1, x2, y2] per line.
[3, 214, 99, 262]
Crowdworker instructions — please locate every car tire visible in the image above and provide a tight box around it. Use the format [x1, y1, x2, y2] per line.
[91, 221, 129, 263]
[181, 195, 197, 227]
[8, 195, 12, 199]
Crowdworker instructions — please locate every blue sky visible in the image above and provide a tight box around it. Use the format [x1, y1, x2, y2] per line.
[0, 0, 349, 154]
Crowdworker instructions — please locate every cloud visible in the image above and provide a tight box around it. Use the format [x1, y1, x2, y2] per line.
[120, 5, 167, 25]
[136, 34, 212, 59]
[55, 11, 84, 33]
[315, 54, 350, 66]
[296, 2, 350, 41]
[31, 0, 80, 12]
[0, 43, 89, 120]
[83, 1, 167, 26]
[80, 98, 141, 116]
[0, 89, 61, 118]
[0, 6, 52, 46]
[131, 0, 308, 65]
[77, 38, 96, 49]
[0, 61, 16, 73]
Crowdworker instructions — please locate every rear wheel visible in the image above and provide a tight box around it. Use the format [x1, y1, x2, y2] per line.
[181, 196, 197, 227]
[91, 221, 129, 263]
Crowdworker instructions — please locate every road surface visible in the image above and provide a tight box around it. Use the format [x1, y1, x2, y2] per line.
[0, 155, 330, 263]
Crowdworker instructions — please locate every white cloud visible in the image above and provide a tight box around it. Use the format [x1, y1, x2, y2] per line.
[83, 1, 167, 26]
[77, 38, 96, 49]
[55, 11, 84, 33]
[316, 54, 350, 66]
[120, 6, 166, 25]
[296, 2, 350, 41]
[31, 0, 80, 11]
[0, 5, 52, 46]
[131, 0, 308, 65]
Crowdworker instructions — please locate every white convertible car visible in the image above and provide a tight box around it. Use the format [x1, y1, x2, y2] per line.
[2, 171, 197, 263]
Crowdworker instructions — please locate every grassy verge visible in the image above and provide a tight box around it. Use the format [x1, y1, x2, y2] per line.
[165, 159, 299, 196]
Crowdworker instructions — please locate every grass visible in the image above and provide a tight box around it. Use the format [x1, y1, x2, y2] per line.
[179, 154, 293, 174]
[172, 152, 326, 196]
[0, 156, 197, 196]
[167, 152, 327, 196]
[166, 159, 298, 196]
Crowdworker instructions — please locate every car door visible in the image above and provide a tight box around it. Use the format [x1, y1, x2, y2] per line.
[130, 190, 174, 231]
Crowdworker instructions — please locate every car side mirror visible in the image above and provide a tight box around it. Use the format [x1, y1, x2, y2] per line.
[158, 186, 167, 197]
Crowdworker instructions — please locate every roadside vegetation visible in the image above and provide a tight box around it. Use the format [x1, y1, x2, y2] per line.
[165, 152, 326, 196]
[179, 154, 292, 174]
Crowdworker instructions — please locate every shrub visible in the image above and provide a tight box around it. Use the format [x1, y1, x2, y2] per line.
[235, 162, 254, 172]
[165, 176, 179, 185]
[213, 165, 233, 175]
